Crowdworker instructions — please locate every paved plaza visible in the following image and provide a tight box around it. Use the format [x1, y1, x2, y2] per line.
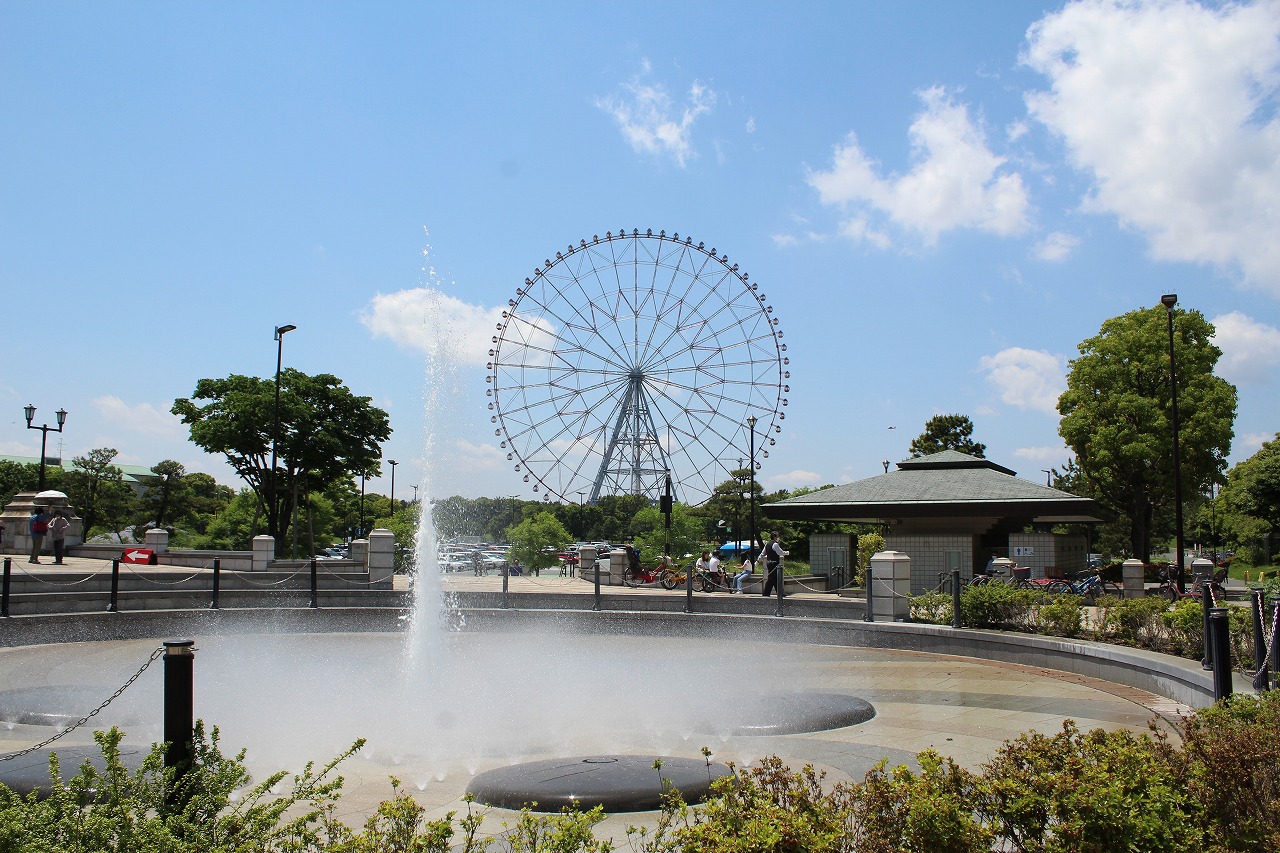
[0, 560, 1198, 849]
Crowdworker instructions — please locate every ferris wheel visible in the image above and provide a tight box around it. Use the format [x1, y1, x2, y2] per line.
[486, 228, 789, 506]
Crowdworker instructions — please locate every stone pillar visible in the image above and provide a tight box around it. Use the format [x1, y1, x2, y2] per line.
[252, 535, 274, 572]
[871, 550, 911, 621]
[144, 527, 170, 554]
[1191, 556, 1215, 587]
[350, 538, 369, 566]
[608, 548, 627, 585]
[579, 546, 597, 583]
[367, 529, 396, 586]
[1121, 558, 1145, 599]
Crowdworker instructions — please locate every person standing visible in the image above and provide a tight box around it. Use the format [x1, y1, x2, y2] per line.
[48, 511, 70, 565]
[761, 531, 790, 597]
[29, 507, 51, 564]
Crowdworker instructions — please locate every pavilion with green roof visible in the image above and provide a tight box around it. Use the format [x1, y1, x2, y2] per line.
[764, 450, 1107, 593]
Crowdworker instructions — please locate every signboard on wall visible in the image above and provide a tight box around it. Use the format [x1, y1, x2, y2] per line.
[1012, 547, 1036, 557]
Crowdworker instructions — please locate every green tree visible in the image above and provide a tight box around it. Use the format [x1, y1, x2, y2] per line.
[1058, 306, 1237, 561]
[0, 459, 39, 507]
[630, 502, 704, 562]
[63, 448, 135, 541]
[172, 370, 391, 553]
[199, 489, 261, 550]
[909, 413, 987, 458]
[509, 511, 572, 572]
[136, 459, 187, 531]
[179, 473, 236, 537]
[1220, 433, 1280, 564]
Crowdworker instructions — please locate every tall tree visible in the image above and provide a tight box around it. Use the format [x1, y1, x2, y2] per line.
[63, 448, 134, 540]
[172, 370, 391, 553]
[137, 460, 187, 531]
[909, 414, 986, 458]
[1220, 433, 1280, 564]
[509, 511, 572, 573]
[1058, 305, 1236, 561]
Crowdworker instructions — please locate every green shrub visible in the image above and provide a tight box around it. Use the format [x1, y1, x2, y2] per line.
[853, 750, 991, 853]
[1173, 691, 1280, 852]
[1031, 595, 1084, 638]
[908, 590, 953, 624]
[1095, 594, 1167, 645]
[960, 583, 1045, 630]
[975, 721, 1201, 853]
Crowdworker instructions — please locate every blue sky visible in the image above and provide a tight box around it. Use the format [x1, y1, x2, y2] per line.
[2, 0, 1278, 504]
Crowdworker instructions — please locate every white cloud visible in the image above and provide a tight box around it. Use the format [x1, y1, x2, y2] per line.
[1023, 0, 1280, 296]
[1035, 231, 1079, 262]
[596, 66, 715, 167]
[1013, 445, 1071, 467]
[1237, 431, 1276, 456]
[766, 469, 824, 491]
[978, 347, 1066, 414]
[1211, 310, 1280, 384]
[92, 396, 185, 440]
[807, 86, 1031, 245]
[360, 288, 504, 368]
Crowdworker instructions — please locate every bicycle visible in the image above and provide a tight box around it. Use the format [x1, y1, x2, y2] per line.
[1045, 571, 1121, 604]
[1155, 564, 1228, 604]
[622, 562, 670, 588]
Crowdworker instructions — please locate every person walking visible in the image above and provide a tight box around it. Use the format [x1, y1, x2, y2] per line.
[29, 507, 51, 564]
[48, 510, 70, 565]
[761, 531, 790, 597]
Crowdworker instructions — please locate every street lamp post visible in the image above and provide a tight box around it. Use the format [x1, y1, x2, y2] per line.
[747, 416, 758, 554]
[1162, 294, 1186, 593]
[359, 472, 366, 539]
[269, 324, 296, 546]
[411, 484, 418, 503]
[388, 460, 398, 513]
[24, 405, 67, 491]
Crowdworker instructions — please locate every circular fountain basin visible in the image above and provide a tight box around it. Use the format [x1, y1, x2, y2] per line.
[467, 755, 732, 812]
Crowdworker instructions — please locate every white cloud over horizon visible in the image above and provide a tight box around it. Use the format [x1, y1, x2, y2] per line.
[597, 61, 715, 167]
[360, 288, 502, 368]
[1212, 311, 1280, 385]
[978, 347, 1066, 414]
[1023, 0, 1280, 296]
[92, 396, 186, 440]
[807, 86, 1031, 246]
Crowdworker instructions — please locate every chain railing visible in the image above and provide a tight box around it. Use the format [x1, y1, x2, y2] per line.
[0, 646, 165, 761]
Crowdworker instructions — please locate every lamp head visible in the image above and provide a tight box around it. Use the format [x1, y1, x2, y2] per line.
[24, 403, 35, 426]
[1160, 294, 1178, 310]
[746, 415, 757, 427]
[388, 459, 398, 467]
[55, 408, 67, 427]
[274, 323, 297, 340]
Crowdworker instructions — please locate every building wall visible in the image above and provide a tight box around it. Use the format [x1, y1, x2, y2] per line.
[885, 534, 977, 594]
[809, 533, 854, 589]
[1008, 533, 1088, 580]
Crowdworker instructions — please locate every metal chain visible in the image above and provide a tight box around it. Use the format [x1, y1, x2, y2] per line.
[0, 646, 165, 762]
[1258, 602, 1280, 674]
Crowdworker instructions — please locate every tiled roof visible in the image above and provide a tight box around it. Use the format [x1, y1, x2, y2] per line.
[765, 451, 1105, 522]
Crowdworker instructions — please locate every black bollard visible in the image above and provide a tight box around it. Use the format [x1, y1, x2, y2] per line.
[309, 557, 318, 609]
[864, 566, 874, 623]
[502, 561, 509, 609]
[592, 558, 601, 612]
[163, 640, 195, 803]
[1209, 607, 1233, 702]
[775, 563, 785, 618]
[1251, 589, 1268, 690]
[685, 558, 694, 614]
[210, 558, 221, 610]
[951, 568, 962, 629]
[1, 557, 10, 618]
[1201, 583, 1214, 670]
[1271, 598, 1280, 692]
[107, 558, 120, 612]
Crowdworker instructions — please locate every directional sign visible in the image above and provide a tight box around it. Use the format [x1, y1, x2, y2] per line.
[122, 548, 153, 565]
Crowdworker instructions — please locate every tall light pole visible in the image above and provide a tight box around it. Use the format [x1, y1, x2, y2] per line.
[269, 324, 296, 546]
[359, 472, 366, 539]
[411, 484, 418, 504]
[24, 405, 67, 491]
[1162, 294, 1186, 593]
[388, 459, 398, 513]
[747, 416, 758, 554]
